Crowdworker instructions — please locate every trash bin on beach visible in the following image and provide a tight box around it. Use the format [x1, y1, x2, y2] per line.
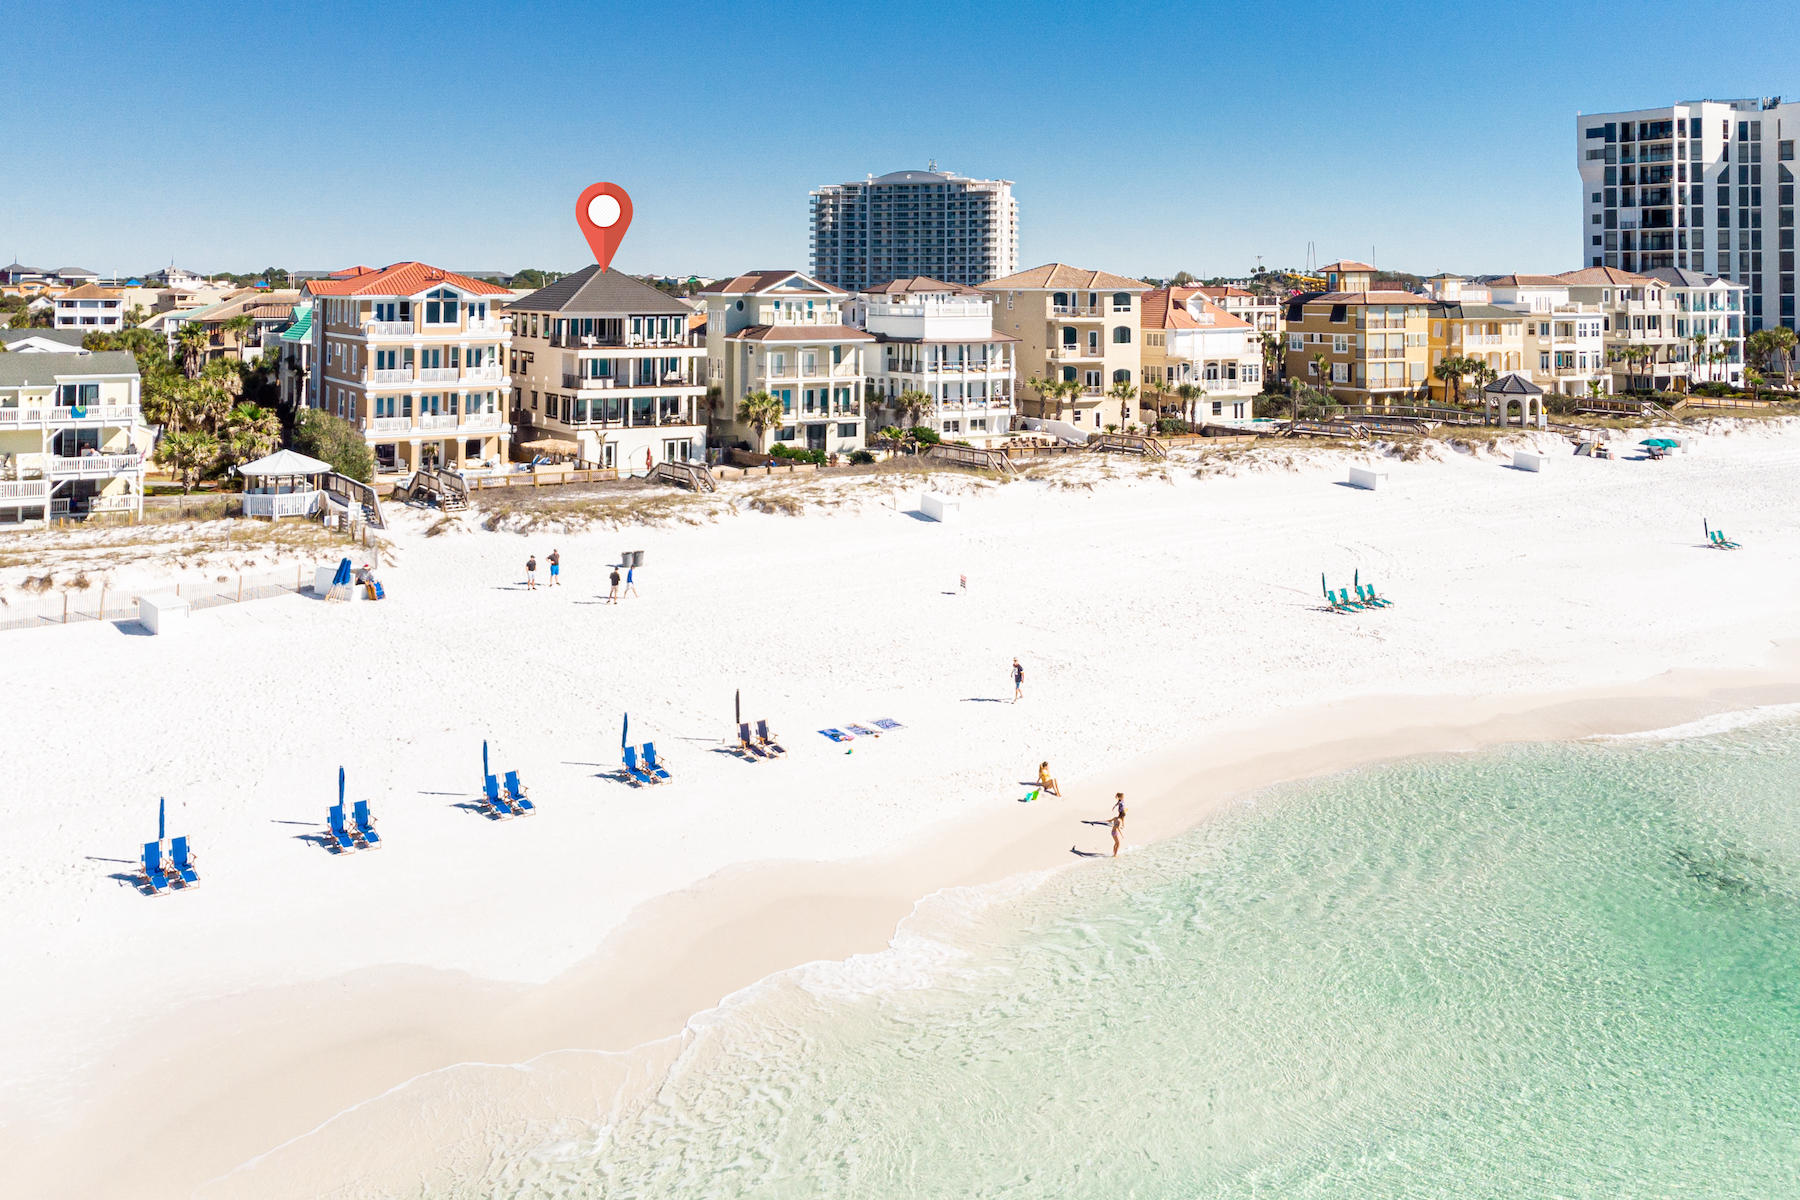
[621, 550, 644, 568]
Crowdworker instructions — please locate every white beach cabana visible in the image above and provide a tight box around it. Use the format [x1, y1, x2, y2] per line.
[237, 448, 330, 519]
[1482, 372, 1546, 429]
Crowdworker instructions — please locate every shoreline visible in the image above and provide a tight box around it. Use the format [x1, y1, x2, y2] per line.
[21, 650, 1800, 1199]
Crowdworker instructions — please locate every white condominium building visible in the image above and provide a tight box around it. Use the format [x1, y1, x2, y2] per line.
[1576, 97, 1797, 331]
[809, 167, 1018, 293]
[53, 284, 126, 332]
[0, 341, 146, 529]
[701, 270, 873, 456]
[303, 262, 513, 477]
[507, 265, 707, 471]
[1484, 275, 1611, 397]
[846, 277, 1017, 446]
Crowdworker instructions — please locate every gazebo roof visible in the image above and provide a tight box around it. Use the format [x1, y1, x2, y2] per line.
[237, 448, 332, 477]
[1483, 371, 1543, 396]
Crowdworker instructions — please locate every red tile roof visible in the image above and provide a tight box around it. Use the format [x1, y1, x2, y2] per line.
[1142, 289, 1253, 331]
[1555, 266, 1649, 285]
[863, 275, 981, 296]
[978, 263, 1147, 291]
[304, 262, 511, 297]
[1321, 260, 1376, 273]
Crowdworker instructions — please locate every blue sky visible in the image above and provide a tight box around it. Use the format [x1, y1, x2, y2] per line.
[9, 0, 1797, 279]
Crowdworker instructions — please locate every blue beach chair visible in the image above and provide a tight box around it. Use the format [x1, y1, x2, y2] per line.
[170, 836, 200, 885]
[141, 840, 171, 894]
[483, 774, 516, 817]
[327, 804, 358, 851]
[642, 743, 672, 782]
[755, 720, 786, 756]
[1356, 583, 1391, 608]
[503, 770, 535, 814]
[737, 722, 768, 758]
[622, 746, 657, 786]
[352, 800, 381, 847]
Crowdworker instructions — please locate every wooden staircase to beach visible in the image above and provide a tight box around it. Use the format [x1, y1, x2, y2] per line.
[399, 466, 469, 511]
[1090, 432, 1168, 459]
[644, 461, 717, 492]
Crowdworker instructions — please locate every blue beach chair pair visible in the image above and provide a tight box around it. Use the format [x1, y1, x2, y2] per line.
[328, 801, 383, 850]
[737, 720, 786, 759]
[482, 771, 537, 816]
[1322, 572, 1393, 613]
[141, 837, 199, 894]
[1704, 520, 1741, 550]
[623, 744, 671, 786]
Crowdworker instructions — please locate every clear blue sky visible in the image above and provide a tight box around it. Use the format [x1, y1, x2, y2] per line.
[9, 0, 1797, 279]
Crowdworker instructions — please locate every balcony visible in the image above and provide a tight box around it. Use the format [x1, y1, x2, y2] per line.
[1051, 345, 1100, 361]
[50, 454, 142, 477]
[419, 413, 461, 430]
[463, 364, 504, 383]
[0, 480, 49, 502]
[369, 416, 413, 434]
[0, 404, 140, 426]
[466, 318, 505, 334]
[1051, 305, 1101, 318]
[365, 412, 506, 436]
[367, 321, 416, 337]
[418, 367, 459, 383]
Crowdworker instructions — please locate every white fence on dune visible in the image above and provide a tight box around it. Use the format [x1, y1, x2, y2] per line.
[0, 566, 315, 633]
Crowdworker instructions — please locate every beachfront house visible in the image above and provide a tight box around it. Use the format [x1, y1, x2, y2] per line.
[702, 270, 873, 456]
[1139, 287, 1262, 422]
[1424, 301, 1528, 403]
[1282, 264, 1431, 405]
[0, 347, 145, 529]
[845, 276, 1017, 446]
[1482, 275, 1611, 398]
[979, 263, 1149, 433]
[302, 262, 513, 478]
[507, 266, 708, 471]
[52, 284, 127, 333]
[1554, 266, 1684, 393]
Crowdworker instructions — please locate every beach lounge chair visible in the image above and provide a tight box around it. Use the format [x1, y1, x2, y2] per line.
[642, 744, 672, 782]
[140, 840, 171, 894]
[327, 804, 359, 851]
[737, 722, 768, 758]
[622, 746, 658, 786]
[170, 836, 200, 885]
[352, 800, 381, 847]
[755, 719, 786, 756]
[483, 774, 516, 817]
[503, 770, 536, 814]
[1356, 583, 1391, 608]
[1330, 587, 1363, 611]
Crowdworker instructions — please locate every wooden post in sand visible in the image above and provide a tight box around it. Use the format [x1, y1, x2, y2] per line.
[62, 593, 69, 624]
[236, 575, 243, 603]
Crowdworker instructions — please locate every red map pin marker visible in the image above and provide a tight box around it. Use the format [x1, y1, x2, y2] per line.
[576, 182, 633, 271]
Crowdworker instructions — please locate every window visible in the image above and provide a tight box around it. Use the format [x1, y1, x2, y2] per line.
[1211, 401, 1223, 416]
[1288, 333, 1303, 350]
[1112, 369, 1130, 384]
[423, 289, 459, 324]
[1111, 325, 1131, 344]
[837, 422, 857, 438]
[1110, 292, 1132, 311]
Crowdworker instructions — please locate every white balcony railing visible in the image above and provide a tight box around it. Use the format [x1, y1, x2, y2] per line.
[367, 321, 416, 337]
[466, 318, 504, 334]
[0, 404, 140, 426]
[244, 490, 321, 518]
[419, 413, 460, 430]
[463, 364, 503, 383]
[369, 416, 413, 434]
[370, 368, 413, 385]
[0, 480, 49, 501]
[460, 412, 504, 432]
[51, 454, 142, 477]
[418, 367, 459, 383]
[1051, 305, 1101, 317]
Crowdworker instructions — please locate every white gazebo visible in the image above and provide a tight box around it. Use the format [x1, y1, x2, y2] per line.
[1482, 371, 1546, 428]
[237, 448, 330, 519]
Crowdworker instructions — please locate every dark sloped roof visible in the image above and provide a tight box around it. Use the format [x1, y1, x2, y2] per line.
[1483, 371, 1542, 395]
[1428, 301, 1524, 320]
[511, 264, 694, 315]
[1, 329, 86, 348]
[0, 349, 141, 386]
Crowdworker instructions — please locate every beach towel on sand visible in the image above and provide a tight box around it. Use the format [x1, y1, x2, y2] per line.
[847, 724, 879, 737]
[873, 718, 903, 730]
[819, 729, 854, 743]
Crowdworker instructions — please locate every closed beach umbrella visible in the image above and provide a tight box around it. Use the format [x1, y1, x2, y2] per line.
[158, 796, 165, 841]
[482, 739, 489, 779]
[338, 766, 345, 809]
[735, 688, 741, 727]
[621, 712, 629, 751]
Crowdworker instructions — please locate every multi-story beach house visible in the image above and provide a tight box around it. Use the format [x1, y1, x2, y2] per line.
[302, 262, 513, 477]
[1479, 274, 1610, 397]
[1424, 300, 1528, 402]
[53, 284, 126, 333]
[701, 270, 873, 456]
[166, 290, 303, 365]
[1139, 287, 1262, 421]
[1191, 285, 1283, 336]
[809, 167, 1018, 292]
[1576, 97, 1797, 330]
[1281, 264, 1431, 404]
[1642, 266, 1747, 386]
[845, 277, 1017, 445]
[0, 345, 145, 529]
[979, 263, 1148, 432]
[1554, 266, 1685, 393]
[507, 265, 708, 470]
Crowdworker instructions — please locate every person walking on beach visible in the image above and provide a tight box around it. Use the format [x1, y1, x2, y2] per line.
[624, 564, 638, 598]
[1113, 792, 1126, 820]
[548, 549, 561, 587]
[1012, 657, 1024, 703]
[607, 567, 621, 604]
[525, 554, 538, 590]
[1038, 761, 1060, 797]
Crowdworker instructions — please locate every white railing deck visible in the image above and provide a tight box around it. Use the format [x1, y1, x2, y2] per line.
[418, 367, 459, 383]
[370, 368, 413, 385]
[50, 454, 143, 476]
[0, 480, 49, 501]
[244, 489, 321, 518]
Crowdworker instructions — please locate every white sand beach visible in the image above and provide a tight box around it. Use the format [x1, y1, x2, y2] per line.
[7, 424, 1800, 1197]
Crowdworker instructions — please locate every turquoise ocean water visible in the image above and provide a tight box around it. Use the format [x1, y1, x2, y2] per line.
[489, 716, 1800, 1198]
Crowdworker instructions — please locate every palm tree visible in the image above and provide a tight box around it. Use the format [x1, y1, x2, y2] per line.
[1259, 332, 1283, 387]
[1689, 331, 1709, 385]
[878, 424, 916, 456]
[220, 313, 255, 357]
[1766, 325, 1799, 390]
[1434, 355, 1468, 405]
[1175, 383, 1204, 426]
[1108, 378, 1138, 429]
[224, 403, 280, 469]
[175, 322, 211, 380]
[896, 388, 932, 429]
[736, 390, 784, 452]
[1309, 352, 1330, 400]
[159, 430, 219, 494]
[1745, 368, 1766, 402]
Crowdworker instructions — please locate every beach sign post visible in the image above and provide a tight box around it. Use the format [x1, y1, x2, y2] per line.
[576, 183, 633, 271]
